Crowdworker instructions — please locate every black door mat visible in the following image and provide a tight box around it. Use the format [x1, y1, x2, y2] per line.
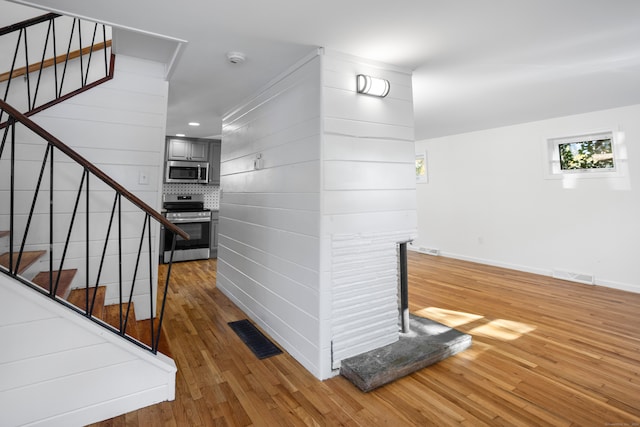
[228, 319, 283, 359]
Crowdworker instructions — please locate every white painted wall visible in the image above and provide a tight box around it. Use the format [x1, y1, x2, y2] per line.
[0, 273, 176, 427]
[219, 49, 416, 379]
[414, 104, 640, 293]
[0, 54, 168, 318]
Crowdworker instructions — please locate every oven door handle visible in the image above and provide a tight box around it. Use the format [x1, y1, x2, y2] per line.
[167, 217, 211, 224]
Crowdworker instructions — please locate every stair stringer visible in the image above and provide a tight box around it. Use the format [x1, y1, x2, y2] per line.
[0, 273, 176, 427]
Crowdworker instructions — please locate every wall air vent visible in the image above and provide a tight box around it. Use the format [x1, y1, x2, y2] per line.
[552, 269, 594, 285]
[419, 247, 440, 256]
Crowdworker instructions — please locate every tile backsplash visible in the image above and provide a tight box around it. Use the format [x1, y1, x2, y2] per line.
[162, 183, 220, 210]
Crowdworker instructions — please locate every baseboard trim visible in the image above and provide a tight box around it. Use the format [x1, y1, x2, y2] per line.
[410, 249, 639, 295]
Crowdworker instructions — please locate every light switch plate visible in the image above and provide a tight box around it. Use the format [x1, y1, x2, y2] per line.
[139, 170, 149, 185]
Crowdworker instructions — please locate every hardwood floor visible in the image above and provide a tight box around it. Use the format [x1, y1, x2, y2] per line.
[91, 252, 640, 426]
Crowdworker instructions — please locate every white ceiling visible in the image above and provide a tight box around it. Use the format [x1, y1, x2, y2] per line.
[8, 0, 640, 140]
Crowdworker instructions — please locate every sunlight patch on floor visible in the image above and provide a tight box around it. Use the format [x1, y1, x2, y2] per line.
[415, 307, 484, 327]
[469, 319, 536, 341]
[415, 307, 537, 343]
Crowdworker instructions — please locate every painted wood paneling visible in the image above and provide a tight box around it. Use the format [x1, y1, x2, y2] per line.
[324, 117, 414, 141]
[221, 203, 320, 236]
[217, 246, 319, 316]
[0, 274, 175, 427]
[218, 217, 320, 271]
[219, 50, 416, 380]
[324, 134, 415, 162]
[324, 161, 415, 190]
[328, 230, 415, 366]
[222, 117, 321, 163]
[327, 213, 418, 235]
[0, 343, 132, 392]
[221, 135, 319, 176]
[0, 289, 56, 326]
[216, 266, 322, 373]
[221, 161, 320, 194]
[323, 189, 416, 214]
[219, 53, 323, 377]
[222, 191, 320, 211]
[321, 52, 417, 371]
[216, 258, 318, 339]
[39, 102, 166, 129]
[218, 233, 318, 288]
[324, 88, 413, 128]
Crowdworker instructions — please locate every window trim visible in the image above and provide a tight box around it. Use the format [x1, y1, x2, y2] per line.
[544, 130, 620, 179]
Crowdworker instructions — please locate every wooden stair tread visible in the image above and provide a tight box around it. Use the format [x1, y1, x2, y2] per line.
[0, 250, 46, 275]
[68, 286, 106, 319]
[32, 269, 77, 299]
[63, 289, 171, 354]
[135, 319, 172, 358]
[0, 230, 9, 238]
[104, 303, 138, 337]
[0, 244, 172, 356]
[102, 304, 171, 355]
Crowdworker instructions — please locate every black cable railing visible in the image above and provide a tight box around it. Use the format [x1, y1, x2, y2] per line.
[0, 12, 112, 127]
[0, 99, 188, 354]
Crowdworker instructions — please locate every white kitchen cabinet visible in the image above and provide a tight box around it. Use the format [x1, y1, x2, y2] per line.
[166, 137, 209, 161]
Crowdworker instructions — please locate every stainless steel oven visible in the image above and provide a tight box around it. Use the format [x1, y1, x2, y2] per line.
[161, 194, 211, 263]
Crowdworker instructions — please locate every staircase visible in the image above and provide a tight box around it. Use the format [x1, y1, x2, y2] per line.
[0, 9, 182, 426]
[0, 242, 74, 298]
[0, 242, 170, 355]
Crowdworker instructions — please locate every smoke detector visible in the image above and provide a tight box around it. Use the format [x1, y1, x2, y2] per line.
[226, 51, 246, 64]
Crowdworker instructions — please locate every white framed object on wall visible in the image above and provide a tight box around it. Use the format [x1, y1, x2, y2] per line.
[416, 152, 428, 184]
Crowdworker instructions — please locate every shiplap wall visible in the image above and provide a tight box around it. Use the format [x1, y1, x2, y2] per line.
[218, 53, 323, 376]
[0, 272, 176, 426]
[219, 50, 416, 379]
[321, 52, 416, 371]
[0, 55, 168, 319]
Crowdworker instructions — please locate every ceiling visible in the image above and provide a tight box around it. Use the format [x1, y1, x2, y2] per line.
[7, 0, 640, 140]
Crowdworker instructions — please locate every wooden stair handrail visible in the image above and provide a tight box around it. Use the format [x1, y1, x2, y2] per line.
[0, 99, 189, 240]
[0, 40, 112, 83]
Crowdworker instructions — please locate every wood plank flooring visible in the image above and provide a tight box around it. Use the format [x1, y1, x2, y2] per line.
[91, 252, 640, 426]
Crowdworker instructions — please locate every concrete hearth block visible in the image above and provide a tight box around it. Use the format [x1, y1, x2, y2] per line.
[340, 314, 472, 392]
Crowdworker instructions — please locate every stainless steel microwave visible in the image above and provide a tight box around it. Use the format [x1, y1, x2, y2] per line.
[165, 160, 209, 184]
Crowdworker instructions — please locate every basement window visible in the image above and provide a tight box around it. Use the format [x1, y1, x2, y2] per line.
[546, 131, 617, 177]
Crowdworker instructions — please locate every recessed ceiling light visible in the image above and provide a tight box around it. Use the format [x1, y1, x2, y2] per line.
[188, 122, 200, 126]
[176, 133, 185, 137]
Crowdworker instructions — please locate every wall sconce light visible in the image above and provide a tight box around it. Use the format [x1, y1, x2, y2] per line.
[356, 74, 390, 97]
